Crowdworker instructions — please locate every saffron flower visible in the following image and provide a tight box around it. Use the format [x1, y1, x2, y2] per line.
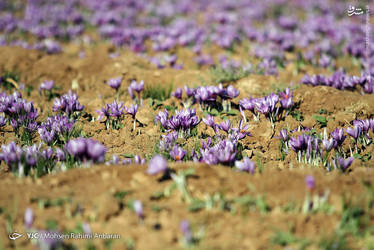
[346, 126, 361, 140]
[172, 88, 183, 99]
[147, 155, 167, 175]
[305, 175, 315, 191]
[38, 80, 54, 93]
[125, 104, 138, 130]
[107, 77, 122, 91]
[333, 157, 354, 172]
[170, 146, 186, 162]
[133, 200, 144, 219]
[53, 90, 84, 117]
[322, 138, 334, 152]
[279, 88, 293, 110]
[330, 128, 346, 148]
[180, 220, 192, 243]
[0, 114, 7, 127]
[219, 120, 231, 133]
[65, 138, 106, 163]
[235, 157, 255, 173]
[155, 108, 200, 137]
[279, 129, 289, 141]
[24, 207, 34, 229]
[202, 114, 216, 128]
[128, 80, 144, 104]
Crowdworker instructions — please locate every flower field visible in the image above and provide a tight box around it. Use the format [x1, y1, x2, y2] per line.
[0, 0, 374, 249]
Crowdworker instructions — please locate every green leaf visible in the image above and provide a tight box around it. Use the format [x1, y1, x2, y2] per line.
[121, 154, 134, 158]
[189, 199, 205, 212]
[150, 191, 164, 200]
[208, 109, 219, 116]
[222, 109, 239, 116]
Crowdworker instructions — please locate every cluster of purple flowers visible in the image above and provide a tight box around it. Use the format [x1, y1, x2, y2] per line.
[302, 70, 374, 94]
[0, 91, 38, 135]
[97, 100, 138, 130]
[53, 90, 84, 117]
[280, 126, 359, 171]
[157, 131, 187, 162]
[147, 54, 183, 70]
[0, 142, 58, 177]
[65, 138, 106, 164]
[97, 100, 125, 129]
[235, 157, 256, 174]
[288, 133, 324, 166]
[1, 0, 373, 78]
[239, 88, 294, 125]
[180, 84, 239, 112]
[257, 58, 278, 76]
[197, 138, 237, 165]
[106, 154, 146, 166]
[155, 108, 200, 137]
[203, 116, 251, 143]
[38, 115, 76, 145]
[346, 119, 374, 148]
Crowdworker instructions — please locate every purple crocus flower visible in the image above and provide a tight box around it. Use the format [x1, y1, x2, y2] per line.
[0, 115, 7, 127]
[129, 80, 144, 94]
[1, 141, 22, 166]
[322, 138, 334, 152]
[82, 223, 91, 235]
[86, 139, 107, 163]
[230, 120, 251, 141]
[305, 175, 315, 191]
[55, 148, 66, 161]
[202, 114, 215, 128]
[66, 138, 86, 157]
[133, 200, 144, 219]
[184, 86, 195, 97]
[180, 220, 192, 243]
[66, 138, 106, 163]
[24, 207, 34, 229]
[125, 104, 138, 119]
[24, 145, 39, 166]
[235, 157, 255, 173]
[333, 157, 354, 171]
[155, 109, 169, 128]
[216, 140, 237, 164]
[219, 120, 231, 133]
[225, 85, 239, 99]
[39, 80, 54, 92]
[41, 147, 54, 160]
[172, 88, 183, 99]
[346, 126, 361, 140]
[134, 155, 146, 165]
[52, 91, 84, 116]
[109, 101, 125, 118]
[147, 155, 167, 175]
[10, 119, 18, 130]
[107, 77, 122, 91]
[280, 129, 289, 141]
[37, 230, 63, 250]
[170, 146, 186, 162]
[330, 128, 346, 147]
[289, 134, 306, 152]
[239, 97, 256, 112]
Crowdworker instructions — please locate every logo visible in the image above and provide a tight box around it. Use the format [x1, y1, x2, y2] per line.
[9, 232, 23, 240]
[348, 5, 364, 16]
